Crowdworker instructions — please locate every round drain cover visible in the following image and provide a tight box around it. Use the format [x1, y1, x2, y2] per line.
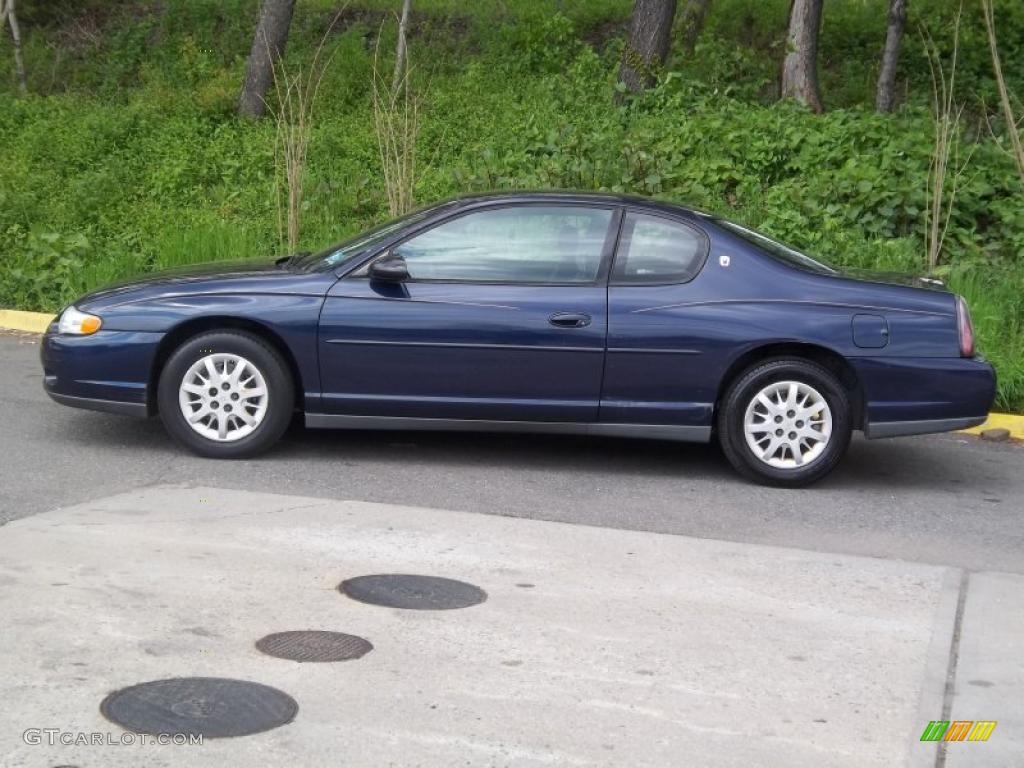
[340, 574, 487, 610]
[100, 677, 297, 738]
[255, 630, 373, 662]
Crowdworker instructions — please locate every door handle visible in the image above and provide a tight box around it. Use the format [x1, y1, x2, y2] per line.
[549, 312, 592, 328]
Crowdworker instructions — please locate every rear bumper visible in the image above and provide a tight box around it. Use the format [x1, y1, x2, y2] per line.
[865, 414, 987, 439]
[40, 328, 161, 417]
[854, 356, 996, 438]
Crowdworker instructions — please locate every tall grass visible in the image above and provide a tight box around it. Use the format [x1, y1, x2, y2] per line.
[950, 266, 1024, 410]
[153, 223, 264, 270]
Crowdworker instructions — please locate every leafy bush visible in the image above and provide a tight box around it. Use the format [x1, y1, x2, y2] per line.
[1, 230, 89, 310]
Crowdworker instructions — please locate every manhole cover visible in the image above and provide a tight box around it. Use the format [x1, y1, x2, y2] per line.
[100, 677, 297, 738]
[340, 574, 487, 610]
[255, 630, 373, 662]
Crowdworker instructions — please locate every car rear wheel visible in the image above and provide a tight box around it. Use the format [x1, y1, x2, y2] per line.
[157, 331, 294, 458]
[717, 358, 851, 487]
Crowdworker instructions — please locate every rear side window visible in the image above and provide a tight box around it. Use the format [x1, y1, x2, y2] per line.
[612, 213, 706, 284]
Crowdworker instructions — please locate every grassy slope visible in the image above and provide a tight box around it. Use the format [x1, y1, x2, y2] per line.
[0, 0, 1022, 408]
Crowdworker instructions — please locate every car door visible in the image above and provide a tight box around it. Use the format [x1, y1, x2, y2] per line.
[602, 210, 713, 427]
[318, 203, 619, 422]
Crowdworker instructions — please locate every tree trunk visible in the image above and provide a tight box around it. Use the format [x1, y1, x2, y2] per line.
[392, 0, 412, 92]
[238, 0, 297, 119]
[780, 0, 823, 113]
[681, 0, 712, 57]
[619, 0, 678, 93]
[875, 0, 907, 112]
[1, 0, 28, 94]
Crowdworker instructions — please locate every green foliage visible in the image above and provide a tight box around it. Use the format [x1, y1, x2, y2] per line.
[0, 0, 1022, 409]
[949, 266, 1024, 412]
[2, 230, 90, 310]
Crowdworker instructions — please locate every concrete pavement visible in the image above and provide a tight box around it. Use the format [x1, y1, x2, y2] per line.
[1, 485, 1017, 767]
[945, 572, 1024, 767]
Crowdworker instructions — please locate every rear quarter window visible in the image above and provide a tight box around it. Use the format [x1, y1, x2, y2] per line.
[611, 213, 707, 284]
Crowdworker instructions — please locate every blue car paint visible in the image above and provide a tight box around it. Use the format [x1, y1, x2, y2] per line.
[59, 262, 336, 412]
[41, 193, 996, 438]
[319, 279, 609, 422]
[42, 330, 159, 405]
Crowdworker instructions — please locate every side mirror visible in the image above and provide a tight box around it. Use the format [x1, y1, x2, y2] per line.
[368, 252, 410, 282]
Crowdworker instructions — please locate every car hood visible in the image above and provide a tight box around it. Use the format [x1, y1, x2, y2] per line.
[835, 267, 949, 292]
[75, 257, 325, 309]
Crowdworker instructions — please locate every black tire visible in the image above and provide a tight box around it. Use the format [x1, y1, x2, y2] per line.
[717, 358, 852, 487]
[157, 331, 294, 458]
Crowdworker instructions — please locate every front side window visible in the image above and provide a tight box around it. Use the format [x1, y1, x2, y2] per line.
[612, 213, 706, 284]
[392, 205, 613, 283]
[315, 203, 454, 270]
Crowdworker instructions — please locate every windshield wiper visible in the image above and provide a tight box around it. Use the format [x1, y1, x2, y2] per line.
[275, 251, 312, 270]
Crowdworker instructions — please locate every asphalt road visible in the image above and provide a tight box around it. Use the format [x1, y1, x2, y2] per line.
[2, 332, 1022, 573]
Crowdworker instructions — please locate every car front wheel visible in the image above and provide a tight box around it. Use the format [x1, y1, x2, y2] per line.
[717, 358, 852, 487]
[157, 331, 294, 458]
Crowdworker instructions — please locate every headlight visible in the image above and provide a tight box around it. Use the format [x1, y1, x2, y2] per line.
[58, 306, 103, 335]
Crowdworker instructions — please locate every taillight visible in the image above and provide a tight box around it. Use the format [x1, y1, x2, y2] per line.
[956, 295, 975, 358]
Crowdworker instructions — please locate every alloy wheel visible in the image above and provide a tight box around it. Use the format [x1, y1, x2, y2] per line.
[742, 380, 833, 469]
[177, 353, 269, 442]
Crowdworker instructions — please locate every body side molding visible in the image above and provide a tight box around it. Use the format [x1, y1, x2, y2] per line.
[304, 413, 712, 442]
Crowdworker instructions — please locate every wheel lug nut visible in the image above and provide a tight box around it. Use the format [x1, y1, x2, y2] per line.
[208, 388, 217, 396]
[225, 405, 232, 412]
[796, 420, 804, 427]
[775, 429, 783, 436]
[789, 431, 797, 439]
[221, 383, 230, 391]
[231, 393, 239, 401]
[787, 410, 795, 418]
[211, 401, 219, 409]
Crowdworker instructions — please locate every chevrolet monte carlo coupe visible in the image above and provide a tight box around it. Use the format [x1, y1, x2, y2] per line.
[42, 192, 995, 486]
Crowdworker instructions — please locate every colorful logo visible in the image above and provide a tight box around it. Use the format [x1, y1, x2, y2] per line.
[920, 721, 997, 742]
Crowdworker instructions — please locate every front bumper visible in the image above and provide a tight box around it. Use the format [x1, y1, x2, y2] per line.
[41, 327, 162, 418]
[43, 388, 149, 417]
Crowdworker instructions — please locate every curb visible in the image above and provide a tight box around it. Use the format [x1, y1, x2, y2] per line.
[958, 413, 1024, 442]
[0, 309, 54, 334]
[906, 567, 964, 768]
[0, 308, 1021, 439]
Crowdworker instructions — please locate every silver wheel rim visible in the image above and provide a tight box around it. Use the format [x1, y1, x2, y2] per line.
[743, 380, 832, 469]
[178, 353, 269, 442]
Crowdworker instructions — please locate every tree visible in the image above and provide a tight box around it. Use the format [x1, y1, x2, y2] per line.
[780, 0, 824, 113]
[0, 0, 27, 94]
[680, 0, 712, 57]
[239, 0, 297, 119]
[875, 0, 908, 112]
[619, 0, 678, 94]
[392, 0, 412, 92]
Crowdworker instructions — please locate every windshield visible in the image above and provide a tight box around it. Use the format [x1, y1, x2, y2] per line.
[715, 219, 837, 276]
[303, 203, 455, 271]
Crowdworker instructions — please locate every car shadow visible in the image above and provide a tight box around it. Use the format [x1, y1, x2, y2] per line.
[277, 420, 730, 479]
[51, 409, 1010, 492]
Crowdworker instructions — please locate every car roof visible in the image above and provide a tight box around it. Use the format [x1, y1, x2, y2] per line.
[445, 191, 707, 219]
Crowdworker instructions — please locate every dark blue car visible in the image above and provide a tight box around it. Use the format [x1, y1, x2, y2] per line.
[41, 192, 995, 486]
